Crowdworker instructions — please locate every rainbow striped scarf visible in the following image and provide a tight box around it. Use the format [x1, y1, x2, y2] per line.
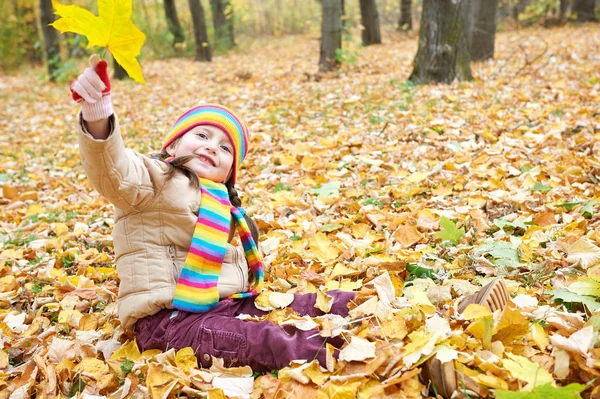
[172, 178, 264, 312]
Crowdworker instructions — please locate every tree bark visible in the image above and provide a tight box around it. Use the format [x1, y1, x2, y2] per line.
[398, 0, 412, 31]
[572, 0, 596, 22]
[471, 0, 499, 61]
[163, 0, 185, 47]
[559, 0, 570, 21]
[210, 0, 235, 50]
[39, 0, 60, 81]
[113, 57, 127, 80]
[409, 0, 474, 84]
[319, 0, 343, 72]
[359, 0, 381, 45]
[188, 0, 212, 61]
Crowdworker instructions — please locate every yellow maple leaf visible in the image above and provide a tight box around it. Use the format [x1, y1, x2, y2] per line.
[51, 0, 146, 83]
[175, 347, 198, 374]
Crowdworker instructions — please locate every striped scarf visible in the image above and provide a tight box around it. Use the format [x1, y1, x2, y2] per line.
[172, 178, 264, 312]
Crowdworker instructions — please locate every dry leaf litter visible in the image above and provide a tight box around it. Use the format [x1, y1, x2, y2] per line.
[0, 24, 599, 398]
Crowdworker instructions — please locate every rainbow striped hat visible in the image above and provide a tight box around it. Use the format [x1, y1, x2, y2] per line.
[162, 104, 249, 183]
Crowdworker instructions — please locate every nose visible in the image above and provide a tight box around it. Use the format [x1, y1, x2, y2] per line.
[204, 139, 218, 154]
[204, 144, 217, 154]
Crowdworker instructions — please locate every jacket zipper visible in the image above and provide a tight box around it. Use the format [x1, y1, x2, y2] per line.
[168, 246, 178, 282]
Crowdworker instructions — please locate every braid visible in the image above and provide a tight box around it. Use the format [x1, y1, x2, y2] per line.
[226, 180, 260, 244]
[226, 180, 243, 207]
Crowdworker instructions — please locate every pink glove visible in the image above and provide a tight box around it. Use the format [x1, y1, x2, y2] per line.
[71, 54, 113, 121]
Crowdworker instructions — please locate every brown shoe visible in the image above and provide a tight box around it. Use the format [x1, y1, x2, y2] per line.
[421, 278, 510, 398]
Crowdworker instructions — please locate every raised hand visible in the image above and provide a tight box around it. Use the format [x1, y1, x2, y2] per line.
[71, 54, 113, 122]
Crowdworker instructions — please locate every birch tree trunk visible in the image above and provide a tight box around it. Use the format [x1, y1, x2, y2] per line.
[189, 0, 212, 61]
[359, 0, 382, 45]
[409, 0, 474, 84]
[471, 0, 499, 61]
[40, 0, 60, 81]
[319, 0, 343, 72]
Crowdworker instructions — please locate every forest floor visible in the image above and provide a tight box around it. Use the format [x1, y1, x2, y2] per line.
[1, 23, 600, 398]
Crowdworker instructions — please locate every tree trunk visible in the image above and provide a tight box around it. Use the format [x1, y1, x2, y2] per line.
[398, 0, 412, 31]
[409, 0, 474, 84]
[319, 0, 343, 72]
[210, 0, 235, 50]
[359, 0, 382, 45]
[39, 0, 60, 81]
[188, 0, 212, 61]
[559, 0, 570, 21]
[572, 0, 596, 21]
[471, 0, 499, 61]
[113, 57, 127, 80]
[163, 0, 185, 47]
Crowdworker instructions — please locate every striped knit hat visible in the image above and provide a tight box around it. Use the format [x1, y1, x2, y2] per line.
[162, 104, 249, 183]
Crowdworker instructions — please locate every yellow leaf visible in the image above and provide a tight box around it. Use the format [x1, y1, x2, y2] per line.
[57, 309, 83, 327]
[309, 232, 339, 263]
[254, 290, 274, 311]
[404, 286, 436, 315]
[393, 224, 422, 248]
[475, 373, 508, 390]
[53, 223, 69, 236]
[175, 347, 197, 374]
[208, 388, 226, 399]
[502, 353, 554, 391]
[109, 340, 141, 362]
[530, 323, 549, 351]
[462, 304, 492, 320]
[147, 364, 178, 399]
[26, 204, 45, 215]
[492, 306, 530, 344]
[315, 290, 333, 313]
[0, 350, 8, 369]
[317, 379, 363, 399]
[51, 0, 146, 83]
[74, 358, 109, 381]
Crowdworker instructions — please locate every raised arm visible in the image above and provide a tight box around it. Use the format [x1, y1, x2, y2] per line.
[72, 56, 165, 212]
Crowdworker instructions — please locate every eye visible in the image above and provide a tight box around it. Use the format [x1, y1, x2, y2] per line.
[197, 132, 207, 139]
[221, 145, 232, 153]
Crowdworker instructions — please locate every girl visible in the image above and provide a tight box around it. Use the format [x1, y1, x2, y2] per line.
[72, 56, 508, 398]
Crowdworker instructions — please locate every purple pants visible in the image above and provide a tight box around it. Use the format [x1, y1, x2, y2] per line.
[134, 290, 356, 372]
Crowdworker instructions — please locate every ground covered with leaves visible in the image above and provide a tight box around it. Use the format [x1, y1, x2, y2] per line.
[1, 24, 600, 398]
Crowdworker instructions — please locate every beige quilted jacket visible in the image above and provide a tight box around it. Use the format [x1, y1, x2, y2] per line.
[77, 115, 249, 329]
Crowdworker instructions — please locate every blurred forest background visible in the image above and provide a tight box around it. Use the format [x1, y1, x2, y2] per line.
[1, 0, 598, 82]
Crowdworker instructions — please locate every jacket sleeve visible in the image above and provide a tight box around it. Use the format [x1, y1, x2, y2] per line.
[77, 114, 167, 212]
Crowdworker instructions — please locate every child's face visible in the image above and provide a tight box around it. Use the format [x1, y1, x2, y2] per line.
[170, 125, 234, 183]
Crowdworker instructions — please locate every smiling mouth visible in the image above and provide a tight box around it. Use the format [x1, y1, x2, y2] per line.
[197, 155, 216, 167]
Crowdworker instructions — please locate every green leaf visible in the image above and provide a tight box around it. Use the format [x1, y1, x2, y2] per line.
[310, 181, 341, 197]
[581, 200, 596, 219]
[549, 289, 600, 312]
[531, 182, 552, 192]
[407, 264, 435, 280]
[321, 223, 344, 232]
[556, 201, 583, 211]
[273, 183, 290, 193]
[120, 359, 134, 374]
[434, 216, 465, 245]
[494, 382, 585, 399]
